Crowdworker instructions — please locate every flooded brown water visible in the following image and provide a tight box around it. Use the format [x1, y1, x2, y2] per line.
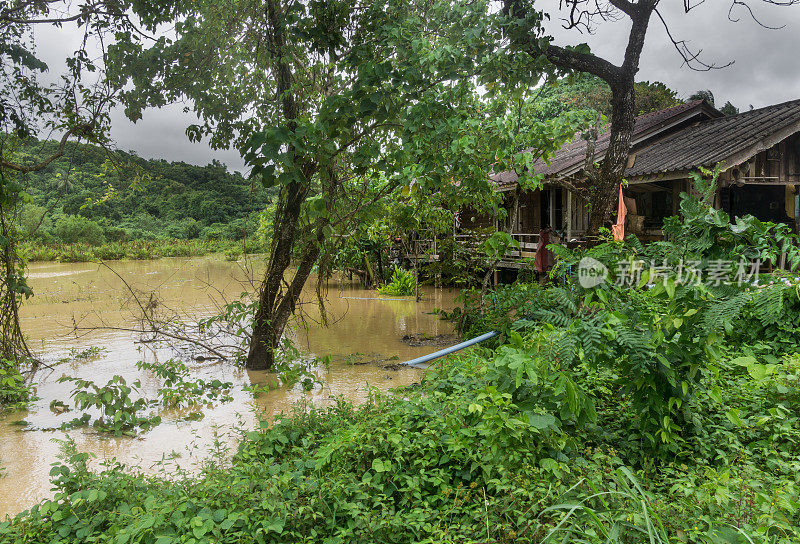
[1, 256, 456, 518]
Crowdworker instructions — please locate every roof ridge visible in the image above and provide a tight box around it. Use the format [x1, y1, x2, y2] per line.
[669, 97, 800, 133]
[634, 99, 704, 121]
[718, 97, 800, 119]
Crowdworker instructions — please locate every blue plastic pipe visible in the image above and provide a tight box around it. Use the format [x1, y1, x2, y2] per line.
[399, 331, 499, 369]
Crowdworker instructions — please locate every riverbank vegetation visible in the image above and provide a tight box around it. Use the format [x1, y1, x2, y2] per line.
[2, 0, 800, 540]
[4, 292, 799, 541]
[19, 238, 266, 263]
[4, 175, 800, 543]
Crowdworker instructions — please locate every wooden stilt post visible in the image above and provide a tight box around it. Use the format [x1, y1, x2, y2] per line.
[566, 190, 573, 241]
[795, 190, 799, 234]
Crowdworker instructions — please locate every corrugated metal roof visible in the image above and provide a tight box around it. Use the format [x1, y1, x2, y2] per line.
[492, 100, 714, 187]
[627, 98, 800, 178]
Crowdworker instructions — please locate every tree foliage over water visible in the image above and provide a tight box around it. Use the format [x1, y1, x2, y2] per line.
[0, 0, 176, 364]
[107, 0, 594, 370]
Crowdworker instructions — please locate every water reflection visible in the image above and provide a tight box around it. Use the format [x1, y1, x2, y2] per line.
[0, 256, 456, 517]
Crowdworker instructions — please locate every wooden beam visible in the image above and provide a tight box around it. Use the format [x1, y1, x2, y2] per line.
[566, 190, 573, 240]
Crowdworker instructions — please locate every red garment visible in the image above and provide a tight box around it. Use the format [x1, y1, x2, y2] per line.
[534, 229, 552, 273]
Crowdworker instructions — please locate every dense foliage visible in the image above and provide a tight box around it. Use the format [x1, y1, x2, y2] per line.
[19, 238, 263, 263]
[4, 173, 800, 542]
[4, 305, 800, 542]
[0, 358, 31, 410]
[529, 74, 683, 122]
[12, 139, 273, 246]
[378, 266, 417, 296]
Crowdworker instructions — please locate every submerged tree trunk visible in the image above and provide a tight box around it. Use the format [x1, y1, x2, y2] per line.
[0, 199, 33, 365]
[247, 181, 304, 369]
[246, 174, 320, 370]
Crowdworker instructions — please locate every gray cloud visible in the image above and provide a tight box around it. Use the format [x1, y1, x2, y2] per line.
[539, 0, 800, 109]
[31, 2, 800, 173]
[31, 21, 246, 172]
[108, 106, 245, 171]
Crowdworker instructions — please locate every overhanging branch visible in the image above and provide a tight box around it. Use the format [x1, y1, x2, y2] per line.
[544, 45, 621, 82]
[0, 123, 94, 173]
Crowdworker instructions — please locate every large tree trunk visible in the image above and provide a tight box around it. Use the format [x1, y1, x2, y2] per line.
[246, 0, 318, 371]
[247, 238, 321, 370]
[246, 181, 308, 370]
[586, 81, 636, 237]
[503, 0, 657, 240]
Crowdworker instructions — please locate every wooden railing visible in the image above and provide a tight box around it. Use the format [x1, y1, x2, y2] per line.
[411, 232, 542, 262]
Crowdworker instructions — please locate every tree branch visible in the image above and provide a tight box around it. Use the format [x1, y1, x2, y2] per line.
[0, 123, 94, 173]
[654, 8, 734, 71]
[544, 44, 621, 82]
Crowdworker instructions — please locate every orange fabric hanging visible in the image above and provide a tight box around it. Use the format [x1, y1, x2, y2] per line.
[611, 185, 627, 241]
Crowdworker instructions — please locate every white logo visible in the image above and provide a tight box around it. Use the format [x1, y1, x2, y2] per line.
[577, 257, 608, 288]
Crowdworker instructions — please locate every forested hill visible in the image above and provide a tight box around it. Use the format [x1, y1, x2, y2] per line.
[12, 139, 274, 244]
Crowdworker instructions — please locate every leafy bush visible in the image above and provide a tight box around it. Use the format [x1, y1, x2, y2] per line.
[0, 359, 32, 409]
[165, 218, 201, 239]
[56, 375, 161, 436]
[136, 359, 233, 408]
[378, 266, 416, 296]
[53, 214, 106, 246]
[6, 334, 799, 542]
[200, 223, 228, 241]
[16, 204, 52, 241]
[441, 282, 543, 339]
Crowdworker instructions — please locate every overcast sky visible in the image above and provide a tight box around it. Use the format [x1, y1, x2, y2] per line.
[33, 1, 800, 173]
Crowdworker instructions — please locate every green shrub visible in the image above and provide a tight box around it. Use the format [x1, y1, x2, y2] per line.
[200, 223, 228, 240]
[53, 215, 105, 245]
[136, 359, 233, 408]
[6, 338, 798, 542]
[16, 204, 52, 241]
[56, 375, 161, 436]
[165, 218, 201, 239]
[0, 359, 32, 409]
[378, 266, 416, 296]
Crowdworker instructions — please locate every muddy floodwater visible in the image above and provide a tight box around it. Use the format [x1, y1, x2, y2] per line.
[0, 255, 457, 518]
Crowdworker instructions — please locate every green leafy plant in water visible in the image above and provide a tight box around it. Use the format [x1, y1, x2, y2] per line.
[270, 338, 325, 392]
[56, 346, 108, 365]
[136, 359, 234, 408]
[242, 380, 280, 398]
[223, 247, 241, 261]
[197, 294, 258, 363]
[56, 375, 160, 436]
[0, 358, 32, 409]
[378, 266, 416, 296]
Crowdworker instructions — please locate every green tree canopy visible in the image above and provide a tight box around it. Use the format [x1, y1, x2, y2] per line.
[529, 74, 682, 122]
[108, 0, 588, 369]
